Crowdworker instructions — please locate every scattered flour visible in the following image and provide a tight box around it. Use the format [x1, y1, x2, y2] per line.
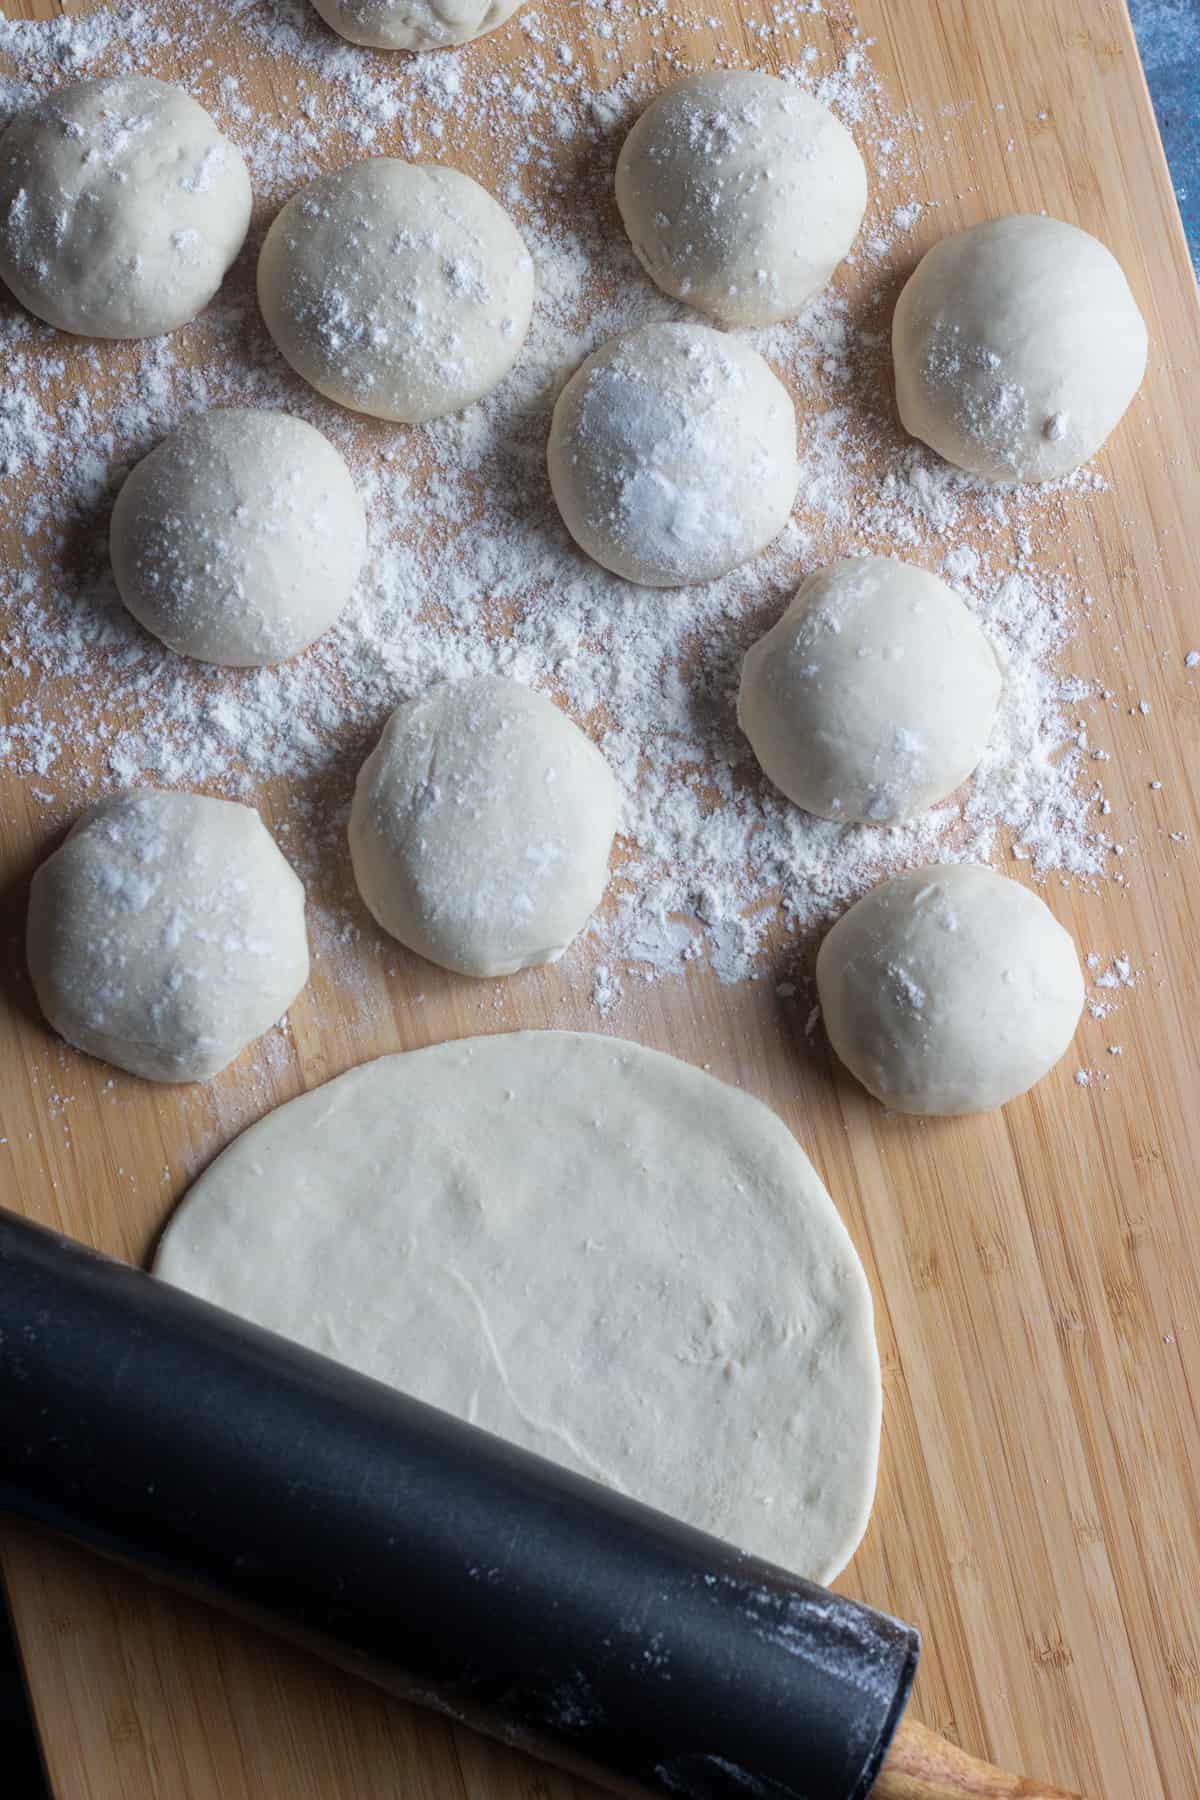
[0, 0, 1138, 1014]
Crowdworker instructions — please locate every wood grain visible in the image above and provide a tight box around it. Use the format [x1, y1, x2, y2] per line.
[1, 2, 1198, 1799]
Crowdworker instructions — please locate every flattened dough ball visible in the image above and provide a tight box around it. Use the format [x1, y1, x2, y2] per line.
[258, 161, 534, 423]
[110, 409, 367, 668]
[892, 215, 1148, 482]
[616, 72, 867, 327]
[27, 790, 309, 1083]
[0, 77, 251, 340]
[548, 321, 798, 587]
[156, 1031, 882, 1582]
[738, 556, 1003, 824]
[350, 677, 620, 976]
[309, 0, 525, 49]
[816, 863, 1084, 1115]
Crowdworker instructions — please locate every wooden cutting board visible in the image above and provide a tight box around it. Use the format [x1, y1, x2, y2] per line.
[1, 1, 1198, 1797]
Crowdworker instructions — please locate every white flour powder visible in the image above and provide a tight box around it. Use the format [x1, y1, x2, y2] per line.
[0, 0, 1138, 1016]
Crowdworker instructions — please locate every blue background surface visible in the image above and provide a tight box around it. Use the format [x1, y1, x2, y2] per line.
[1129, 0, 1200, 270]
[0, 8, 1196, 1797]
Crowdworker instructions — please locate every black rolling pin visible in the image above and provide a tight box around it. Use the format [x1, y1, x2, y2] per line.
[0, 1208, 1077, 1800]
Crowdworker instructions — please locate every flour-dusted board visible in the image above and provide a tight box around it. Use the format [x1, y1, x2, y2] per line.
[0, 0, 1197, 1796]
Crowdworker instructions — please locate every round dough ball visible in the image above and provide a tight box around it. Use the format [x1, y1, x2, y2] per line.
[110, 409, 367, 668]
[27, 790, 309, 1083]
[816, 863, 1085, 1115]
[738, 556, 1004, 824]
[350, 678, 620, 976]
[309, 0, 525, 50]
[258, 160, 534, 424]
[156, 1030, 882, 1583]
[548, 321, 798, 588]
[616, 72, 867, 328]
[0, 76, 251, 340]
[892, 214, 1148, 483]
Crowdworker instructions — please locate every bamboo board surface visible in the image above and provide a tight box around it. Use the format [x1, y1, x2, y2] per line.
[1, 1, 1198, 1797]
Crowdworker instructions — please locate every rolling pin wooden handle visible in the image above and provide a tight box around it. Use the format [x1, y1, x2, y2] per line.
[874, 1716, 1082, 1799]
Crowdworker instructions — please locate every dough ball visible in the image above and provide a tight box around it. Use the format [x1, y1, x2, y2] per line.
[616, 72, 867, 328]
[0, 76, 251, 340]
[258, 160, 534, 423]
[816, 863, 1084, 1115]
[738, 556, 1003, 824]
[309, 0, 525, 50]
[110, 409, 367, 668]
[157, 1031, 882, 1582]
[548, 321, 798, 588]
[27, 790, 309, 1083]
[350, 678, 620, 976]
[892, 214, 1148, 483]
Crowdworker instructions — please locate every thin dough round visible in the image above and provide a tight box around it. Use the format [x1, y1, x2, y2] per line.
[258, 161, 534, 424]
[816, 863, 1084, 1115]
[27, 789, 309, 1084]
[738, 556, 1003, 824]
[892, 214, 1148, 483]
[616, 72, 867, 327]
[155, 1031, 882, 1582]
[309, 0, 525, 50]
[548, 321, 799, 588]
[349, 678, 620, 977]
[110, 410, 367, 668]
[0, 76, 251, 340]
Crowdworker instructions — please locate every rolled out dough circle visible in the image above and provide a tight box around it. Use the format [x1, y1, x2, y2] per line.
[155, 1031, 881, 1582]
